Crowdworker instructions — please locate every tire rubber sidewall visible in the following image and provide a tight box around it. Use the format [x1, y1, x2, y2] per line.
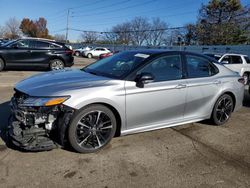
[68, 105, 117, 153]
[87, 54, 92, 59]
[0, 58, 4, 71]
[211, 94, 233, 126]
[49, 59, 64, 70]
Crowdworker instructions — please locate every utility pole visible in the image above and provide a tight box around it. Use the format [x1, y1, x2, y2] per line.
[65, 8, 70, 43]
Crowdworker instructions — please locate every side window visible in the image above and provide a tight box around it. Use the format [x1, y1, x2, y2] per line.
[13, 40, 29, 48]
[186, 55, 218, 78]
[35, 41, 50, 48]
[49, 43, 62, 49]
[138, 55, 182, 82]
[231, 56, 243, 64]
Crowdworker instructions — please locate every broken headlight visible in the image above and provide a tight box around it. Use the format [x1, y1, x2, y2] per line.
[20, 96, 70, 107]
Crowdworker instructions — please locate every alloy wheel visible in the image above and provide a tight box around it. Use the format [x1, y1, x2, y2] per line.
[75, 110, 113, 150]
[50, 60, 64, 70]
[215, 95, 233, 124]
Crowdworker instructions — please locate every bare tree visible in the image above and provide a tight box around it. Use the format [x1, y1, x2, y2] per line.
[53, 34, 66, 42]
[111, 22, 132, 45]
[0, 26, 7, 38]
[80, 31, 99, 43]
[130, 17, 151, 46]
[5, 17, 21, 39]
[146, 18, 168, 46]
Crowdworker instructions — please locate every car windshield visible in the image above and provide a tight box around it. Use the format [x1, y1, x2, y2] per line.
[245, 56, 250, 64]
[83, 51, 151, 79]
[1, 40, 16, 47]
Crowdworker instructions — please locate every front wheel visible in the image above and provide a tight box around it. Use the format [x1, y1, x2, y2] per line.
[211, 94, 234, 126]
[49, 59, 64, 71]
[0, 58, 5, 71]
[68, 105, 117, 153]
[87, 53, 93, 59]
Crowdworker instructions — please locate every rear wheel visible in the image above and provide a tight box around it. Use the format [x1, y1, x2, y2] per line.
[49, 59, 64, 71]
[243, 73, 249, 85]
[0, 58, 5, 71]
[87, 53, 93, 59]
[68, 105, 117, 153]
[211, 94, 234, 125]
[75, 51, 80, 57]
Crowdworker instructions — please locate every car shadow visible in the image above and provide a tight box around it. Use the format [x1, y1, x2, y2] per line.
[0, 101, 12, 148]
[243, 88, 250, 107]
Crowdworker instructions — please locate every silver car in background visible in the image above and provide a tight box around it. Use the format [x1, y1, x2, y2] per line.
[9, 50, 244, 153]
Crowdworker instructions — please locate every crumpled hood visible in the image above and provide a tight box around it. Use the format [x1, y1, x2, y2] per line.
[15, 69, 112, 96]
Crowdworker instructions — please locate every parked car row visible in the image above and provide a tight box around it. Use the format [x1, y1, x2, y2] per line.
[0, 38, 74, 71]
[204, 53, 250, 84]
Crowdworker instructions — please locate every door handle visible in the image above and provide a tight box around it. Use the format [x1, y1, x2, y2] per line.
[175, 84, 187, 89]
[27, 50, 33, 53]
[213, 80, 221, 85]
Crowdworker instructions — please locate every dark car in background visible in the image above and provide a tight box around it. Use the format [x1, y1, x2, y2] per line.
[0, 39, 10, 46]
[0, 38, 74, 71]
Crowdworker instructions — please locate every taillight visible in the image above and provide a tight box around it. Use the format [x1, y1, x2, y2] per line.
[238, 77, 245, 84]
[65, 50, 73, 55]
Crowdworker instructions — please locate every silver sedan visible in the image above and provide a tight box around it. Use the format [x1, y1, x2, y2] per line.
[9, 50, 244, 153]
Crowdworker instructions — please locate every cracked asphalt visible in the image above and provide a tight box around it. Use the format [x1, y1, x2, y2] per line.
[0, 57, 250, 188]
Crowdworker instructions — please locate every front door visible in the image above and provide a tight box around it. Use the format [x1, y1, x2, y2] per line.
[125, 53, 187, 133]
[5, 39, 32, 67]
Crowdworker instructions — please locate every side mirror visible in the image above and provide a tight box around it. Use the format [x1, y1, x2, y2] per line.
[221, 60, 229, 64]
[135, 72, 154, 88]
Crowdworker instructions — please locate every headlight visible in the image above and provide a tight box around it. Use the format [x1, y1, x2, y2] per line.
[21, 96, 70, 107]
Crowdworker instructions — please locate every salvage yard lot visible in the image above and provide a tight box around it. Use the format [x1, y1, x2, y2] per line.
[0, 57, 250, 187]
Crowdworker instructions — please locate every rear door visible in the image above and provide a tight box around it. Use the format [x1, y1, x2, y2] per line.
[28, 40, 51, 68]
[183, 54, 220, 120]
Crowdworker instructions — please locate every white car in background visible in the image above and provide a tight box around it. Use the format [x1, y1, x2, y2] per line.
[205, 53, 250, 84]
[74, 46, 93, 56]
[218, 54, 250, 84]
[84, 47, 110, 58]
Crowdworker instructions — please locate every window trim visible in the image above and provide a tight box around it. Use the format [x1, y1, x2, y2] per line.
[184, 53, 219, 79]
[126, 52, 185, 82]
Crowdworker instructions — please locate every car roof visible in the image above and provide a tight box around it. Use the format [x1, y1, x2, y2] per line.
[222, 53, 247, 56]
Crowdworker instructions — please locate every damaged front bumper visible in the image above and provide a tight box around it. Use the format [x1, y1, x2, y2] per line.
[8, 90, 74, 151]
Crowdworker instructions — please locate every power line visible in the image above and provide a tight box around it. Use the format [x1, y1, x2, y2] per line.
[69, 26, 186, 34]
[71, 0, 195, 23]
[71, 0, 131, 16]
[70, 11, 196, 28]
[71, 0, 157, 18]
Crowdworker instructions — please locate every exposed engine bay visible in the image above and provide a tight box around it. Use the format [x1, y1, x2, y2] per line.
[8, 90, 74, 151]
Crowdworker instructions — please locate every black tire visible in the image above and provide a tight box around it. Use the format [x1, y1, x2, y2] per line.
[49, 59, 64, 71]
[243, 73, 249, 85]
[75, 51, 80, 57]
[0, 58, 5, 71]
[87, 53, 93, 59]
[68, 105, 117, 153]
[211, 94, 234, 126]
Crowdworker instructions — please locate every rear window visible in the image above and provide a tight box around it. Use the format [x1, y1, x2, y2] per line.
[231, 56, 243, 64]
[244, 56, 250, 64]
[186, 55, 219, 78]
